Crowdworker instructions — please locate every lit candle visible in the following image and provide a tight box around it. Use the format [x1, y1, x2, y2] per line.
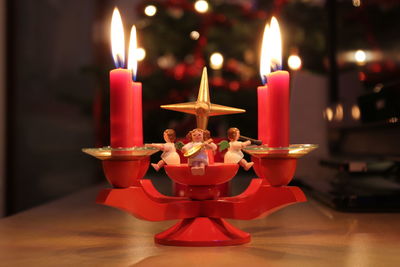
[128, 25, 143, 146]
[257, 17, 289, 147]
[109, 8, 135, 148]
[263, 17, 290, 148]
[258, 23, 270, 144]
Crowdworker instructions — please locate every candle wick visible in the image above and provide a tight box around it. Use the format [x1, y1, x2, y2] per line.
[132, 71, 136, 82]
[270, 60, 282, 72]
[262, 75, 268, 85]
[116, 54, 124, 69]
[271, 62, 277, 72]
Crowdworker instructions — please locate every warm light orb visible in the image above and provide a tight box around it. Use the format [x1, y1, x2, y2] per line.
[136, 48, 146, 61]
[144, 5, 157, 16]
[194, 0, 209, 13]
[210, 52, 224, 70]
[335, 104, 344, 122]
[351, 105, 361, 120]
[288, 55, 302, 71]
[324, 107, 334, 122]
[353, 0, 361, 7]
[128, 25, 138, 80]
[190, 31, 200, 40]
[355, 50, 366, 64]
[373, 83, 384, 93]
[111, 7, 125, 68]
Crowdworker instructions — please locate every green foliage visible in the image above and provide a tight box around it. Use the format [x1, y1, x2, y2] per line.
[175, 141, 185, 151]
[218, 140, 229, 152]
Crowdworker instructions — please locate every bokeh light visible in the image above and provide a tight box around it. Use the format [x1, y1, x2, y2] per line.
[190, 31, 200, 40]
[351, 105, 361, 120]
[136, 48, 146, 61]
[210, 52, 224, 70]
[194, 0, 209, 13]
[355, 50, 366, 64]
[288, 55, 302, 71]
[144, 5, 157, 17]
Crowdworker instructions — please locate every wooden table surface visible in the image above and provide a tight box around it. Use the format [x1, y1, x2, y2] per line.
[1, 184, 400, 267]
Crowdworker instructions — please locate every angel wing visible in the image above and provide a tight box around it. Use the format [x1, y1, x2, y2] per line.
[175, 141, 185, 151]
[218, 140, 230, 152]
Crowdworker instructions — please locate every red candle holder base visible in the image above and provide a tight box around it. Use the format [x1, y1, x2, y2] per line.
[84, 144, 318, 247]
[96, 178, 306, 246]
[155, 217, 250, 246]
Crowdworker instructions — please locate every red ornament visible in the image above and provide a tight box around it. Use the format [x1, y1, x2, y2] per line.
[369, 63, 382, 73]
[173, 63, 186, 80]
[229, 81, 240, 91]
[226, 59, 239, 72]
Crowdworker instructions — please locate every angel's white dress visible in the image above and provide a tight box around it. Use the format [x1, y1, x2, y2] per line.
[224, 141, 245, 163]
[161, 143, 180, 165]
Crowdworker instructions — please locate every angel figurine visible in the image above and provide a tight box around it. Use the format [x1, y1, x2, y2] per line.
[148, 129, 180, 171]
[182, 128, 217, 175]
[224, 127, 254, 170]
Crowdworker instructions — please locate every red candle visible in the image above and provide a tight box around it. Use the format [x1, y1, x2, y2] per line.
[258, 22, 270, 145]
[110, 69, 135, 148]
[266, 70, 290, 147]
[259, 17, 290, 148]
[132, 81, 143, 146]
[109, 9, 143, 148]
[257, 85, 268, 144]
[128, 25, 143, 146]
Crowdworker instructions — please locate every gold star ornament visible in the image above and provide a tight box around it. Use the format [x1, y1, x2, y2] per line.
[161, 67, 246, 129]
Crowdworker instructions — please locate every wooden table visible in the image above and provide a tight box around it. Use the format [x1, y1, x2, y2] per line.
[1, 184, 400, 267]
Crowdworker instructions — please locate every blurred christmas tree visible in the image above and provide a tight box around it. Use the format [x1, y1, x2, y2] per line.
[92, 0, 400, 145]
[128, 0, 328, 142]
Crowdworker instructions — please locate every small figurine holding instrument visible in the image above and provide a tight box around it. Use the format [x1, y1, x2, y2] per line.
[224, 127, 254, 170]
[148, 129, 180, 171]
[182, 128, 217, 175]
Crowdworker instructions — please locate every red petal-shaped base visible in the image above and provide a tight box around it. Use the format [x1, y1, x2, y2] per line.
[155, 217, 250, 247]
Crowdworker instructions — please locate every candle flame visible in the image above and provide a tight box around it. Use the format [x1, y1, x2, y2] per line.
[270, 17, 282, 72]
[111, 8, 125, 68]
[128, 25, 138, 81]
[259, 16, 282, 84]
[260, 23, 271, 84]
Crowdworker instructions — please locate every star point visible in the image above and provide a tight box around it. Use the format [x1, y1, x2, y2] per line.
[161, 67, 245, 129]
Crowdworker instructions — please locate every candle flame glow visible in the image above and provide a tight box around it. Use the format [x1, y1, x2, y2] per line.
[259, 17, 282, 84]
[128, 25, 138, 81]
[270, 17, 282, 72]
[111, 8, 125, 68]
[260, 23, 271, 84]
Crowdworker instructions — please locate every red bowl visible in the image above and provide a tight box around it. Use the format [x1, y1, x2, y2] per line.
[252, 157, 297, 186]
[102, 158, 149, 188]
[165, 163, 239, 186]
